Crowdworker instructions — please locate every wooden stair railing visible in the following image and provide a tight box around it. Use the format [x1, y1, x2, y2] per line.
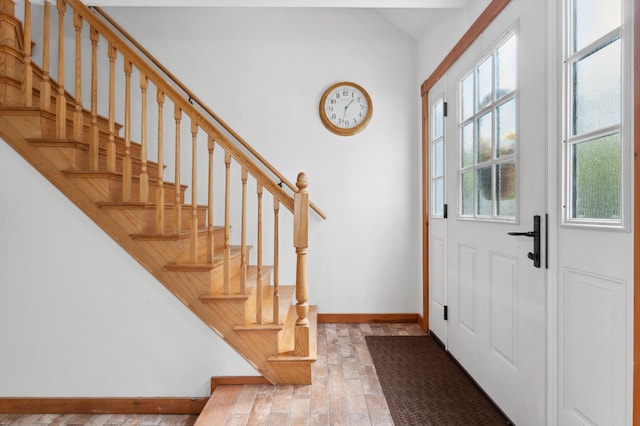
[0, 0, 317, 383]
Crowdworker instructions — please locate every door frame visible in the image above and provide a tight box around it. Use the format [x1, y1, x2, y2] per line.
[419, 0, 640, 422]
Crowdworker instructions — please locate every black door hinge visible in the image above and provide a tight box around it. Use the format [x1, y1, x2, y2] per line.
[444, 305, 448, 321]
[443, 204, 448, 219]
[443, 102, 448, 117]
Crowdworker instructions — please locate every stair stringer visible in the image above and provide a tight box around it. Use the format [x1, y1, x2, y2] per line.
[0, 109, 314, 384]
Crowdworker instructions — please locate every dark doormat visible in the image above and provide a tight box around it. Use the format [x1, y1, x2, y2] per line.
[365, 335, 511, 425]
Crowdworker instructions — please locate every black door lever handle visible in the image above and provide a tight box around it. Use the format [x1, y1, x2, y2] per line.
[507, 215, 541, 268]
[507, 231, 536, 237]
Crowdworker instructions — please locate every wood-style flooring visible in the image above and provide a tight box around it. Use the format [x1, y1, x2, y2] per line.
[0, 322, 426, 425]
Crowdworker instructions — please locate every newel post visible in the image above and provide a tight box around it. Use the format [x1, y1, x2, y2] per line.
[294, 172, 310, 356]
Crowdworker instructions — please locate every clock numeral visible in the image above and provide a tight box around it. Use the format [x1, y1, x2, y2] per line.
[343, 90, 349, 97]
[328, 106, 334, 112]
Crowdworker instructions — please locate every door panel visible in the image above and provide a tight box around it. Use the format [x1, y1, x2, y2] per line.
[490, 252, 519, 368]
[560, 269, 626, 425]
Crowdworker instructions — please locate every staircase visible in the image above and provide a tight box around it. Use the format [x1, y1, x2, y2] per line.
[0, 0, 319, 385]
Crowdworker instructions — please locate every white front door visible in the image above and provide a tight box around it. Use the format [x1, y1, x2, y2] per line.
[428, 1, 549, 424]
[428, 78, 448, 344]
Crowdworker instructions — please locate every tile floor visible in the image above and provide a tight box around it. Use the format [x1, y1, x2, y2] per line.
[0, 322, 427, 425]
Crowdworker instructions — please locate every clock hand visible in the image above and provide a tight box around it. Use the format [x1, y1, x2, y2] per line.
[344, 99, 355, 111]
[343, 99, 355, 121]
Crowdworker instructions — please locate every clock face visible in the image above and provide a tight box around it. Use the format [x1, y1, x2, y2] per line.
[319, 82, 372, 136]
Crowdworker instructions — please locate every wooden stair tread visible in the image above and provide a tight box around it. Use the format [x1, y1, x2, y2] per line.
[98, 202, 210, 210]
[194, 385, 242, 426]
[131, 227, 222, 241]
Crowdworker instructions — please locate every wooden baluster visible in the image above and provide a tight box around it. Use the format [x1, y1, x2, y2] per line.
[207, 135, 215, 264]
[273, 196, 280, 324]
[72, 11, 82, 141]
[189, 119, 198, 264]
[122, 59, 132, 202]
[55, 0, 66, 138]
[240, 167, 247, 294]
[106, 42, 116, 172]
[294, 172, 310, 356]
[173, 105, 182, 233]
[223, 152, 231, 295]
[155, 89, 165, 233]
[40, 0, 51, 111]
[139, 72, 149, 203]
[256, 182, 263, 324]
[22, 0, 32, 107]
[89, 26, 99, 170]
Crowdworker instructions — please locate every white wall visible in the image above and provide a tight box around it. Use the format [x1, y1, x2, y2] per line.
[0, 6, 421, 396]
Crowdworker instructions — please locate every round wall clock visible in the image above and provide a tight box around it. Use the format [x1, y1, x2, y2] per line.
[319, 82, 372, 136]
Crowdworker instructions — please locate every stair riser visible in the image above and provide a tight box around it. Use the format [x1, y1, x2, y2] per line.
[277, 304, 297, 354]
[172, 252, 242, 293]
[264, 362, 312, 385]
[175, 230, 230, 265]
[241, 272, 275, 326]
[141, 206, 213, 236]
[101, 205, 211, 235]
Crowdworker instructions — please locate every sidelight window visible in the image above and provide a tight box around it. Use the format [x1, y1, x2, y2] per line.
[431, 97, 445, 217]
[563, 0, 625, 225]
[459, 33, 517, 220]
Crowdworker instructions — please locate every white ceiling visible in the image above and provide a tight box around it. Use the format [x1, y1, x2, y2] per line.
[82, 0, 469, 41]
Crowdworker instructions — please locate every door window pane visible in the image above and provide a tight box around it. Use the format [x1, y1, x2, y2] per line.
[478, 112, 493, 163]
[572, 133, 621, 220]
[573, 0, 621, 52]
[572, 38, 621, 136]
[434, 140, 444, 177]
[497, 161, 516, 217]
[477, 57, 493, 111]
[434, 101, 444, 139]
[496, 35, 517, 97]
[461, 172, 474, 216]
[497, 99, 516, 157]
[477, 166, 493, 216]
[462, 123, 474, 168]
[462, 74, 474, 121]
[434, 178, 444, 216]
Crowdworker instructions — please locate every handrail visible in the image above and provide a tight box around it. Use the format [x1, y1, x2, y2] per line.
[90, 5, 327, 221]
